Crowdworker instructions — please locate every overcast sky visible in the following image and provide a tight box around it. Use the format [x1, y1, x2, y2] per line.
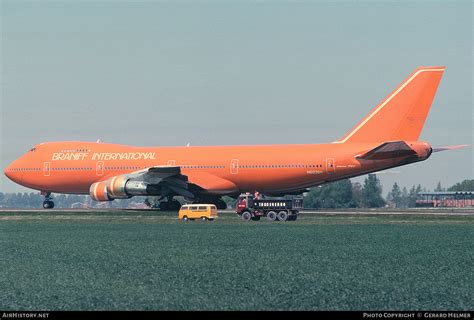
[1, 1, 472, 194]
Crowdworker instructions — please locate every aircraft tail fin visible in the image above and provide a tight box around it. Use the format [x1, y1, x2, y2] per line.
[335, 66, 445, 144]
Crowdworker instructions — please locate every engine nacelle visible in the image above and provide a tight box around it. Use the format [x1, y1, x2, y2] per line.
[106, 175, 131, 199]
[90, 181, 112, 201]
[90, 176, 150, 201]
[123, 180, 149, 196]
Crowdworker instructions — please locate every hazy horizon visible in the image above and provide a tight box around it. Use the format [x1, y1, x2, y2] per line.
[1, 1, 472, 196]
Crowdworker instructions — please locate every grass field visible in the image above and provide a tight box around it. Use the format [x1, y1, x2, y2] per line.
[0, 210, 472, 310]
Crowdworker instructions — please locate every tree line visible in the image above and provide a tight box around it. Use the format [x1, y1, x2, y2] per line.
[303, 177, 473, 209]
[0, 177, 472, 209]
[0, 192, 146, 209]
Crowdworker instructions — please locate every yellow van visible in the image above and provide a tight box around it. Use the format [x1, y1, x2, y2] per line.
[179, 204, 218, 221]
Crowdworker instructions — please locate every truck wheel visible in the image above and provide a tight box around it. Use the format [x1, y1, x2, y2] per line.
[277, 211, 289, 221]
[201, 216, 207, 221]
[266, 211, 277, 221]
[182, 216, 189, 222]
[241, 211, 252, 221]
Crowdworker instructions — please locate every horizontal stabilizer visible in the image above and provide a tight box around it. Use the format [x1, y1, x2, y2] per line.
[432, 145, 468, 152]
[356, 141, 416, 160]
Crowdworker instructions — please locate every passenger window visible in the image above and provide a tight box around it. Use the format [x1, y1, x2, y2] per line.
[198, 206, 206, 210]
[190, 206, 198, 210]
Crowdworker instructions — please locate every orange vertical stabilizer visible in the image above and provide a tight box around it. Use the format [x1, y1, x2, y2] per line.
[335, 66, 445, 144]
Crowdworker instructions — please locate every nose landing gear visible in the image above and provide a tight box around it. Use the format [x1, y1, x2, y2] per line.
[42, 192, 54, 209]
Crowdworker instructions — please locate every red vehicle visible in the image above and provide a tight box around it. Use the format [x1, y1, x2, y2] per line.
[236, 193, 303, 222]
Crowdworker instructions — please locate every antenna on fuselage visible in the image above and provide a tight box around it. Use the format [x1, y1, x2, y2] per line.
[96, 139, 101, 143]
[186, 142, 190, 147]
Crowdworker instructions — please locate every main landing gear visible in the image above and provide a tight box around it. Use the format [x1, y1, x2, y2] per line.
[157, 196, 227, 211]
[213, 198, 227, 210]
[42, 192, 54, 209]
[158, 197, 181, 211]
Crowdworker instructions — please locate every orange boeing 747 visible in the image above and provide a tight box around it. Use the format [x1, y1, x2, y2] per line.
[4, 66, 464, 209]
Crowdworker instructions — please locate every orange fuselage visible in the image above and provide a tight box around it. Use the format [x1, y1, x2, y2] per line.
[4, 140, 431, 196]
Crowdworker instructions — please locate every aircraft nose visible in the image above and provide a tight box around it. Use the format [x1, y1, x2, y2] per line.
[4, 160, 20, 183]
[4, 163, 13, 180]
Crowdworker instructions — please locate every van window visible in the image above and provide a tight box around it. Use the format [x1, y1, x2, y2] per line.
[211, 205, 217, 209]
[181, 206, 188, 210]
[189, 206, 198, 210]
[198, 206, 207, 210]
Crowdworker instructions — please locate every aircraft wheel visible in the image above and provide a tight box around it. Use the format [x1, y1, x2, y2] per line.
[266, 211, 277, 221]
[215, 199, 227, 209]
[277, 211, 289, 221]
[241, 211, 252, 221]
[43, 201, 54, 209]
[169, 200, 181, 211]
[159, 202, 170, 211]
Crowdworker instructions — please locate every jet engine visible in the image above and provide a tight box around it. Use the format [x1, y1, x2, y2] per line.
[89, 181, 112, 201]
[89, 175, 149, 201]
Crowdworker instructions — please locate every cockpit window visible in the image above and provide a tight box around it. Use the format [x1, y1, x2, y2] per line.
[29, 147, 36, 152]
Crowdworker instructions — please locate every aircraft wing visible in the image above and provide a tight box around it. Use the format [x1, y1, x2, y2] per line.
[127, 166, 194, 198]
[356, 141, 417, 160]
[127, 166, 238, 198]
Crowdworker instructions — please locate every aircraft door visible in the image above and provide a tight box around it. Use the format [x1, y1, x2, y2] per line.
[230, 159, 239, 174]
[96, 161, 104, 176]
[326, 158, 335, 174]
[43, 162, 51, 177]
